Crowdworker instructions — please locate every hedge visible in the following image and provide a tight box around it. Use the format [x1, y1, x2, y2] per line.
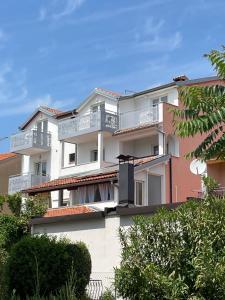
[5, 235, 91, 298]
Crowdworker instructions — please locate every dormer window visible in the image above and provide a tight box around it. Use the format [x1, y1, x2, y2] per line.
[91, 102, 105, 113]
[36, 120, 48, 133]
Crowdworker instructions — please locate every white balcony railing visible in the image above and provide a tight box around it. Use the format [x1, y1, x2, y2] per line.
[119, 104, 161, 130]
[10, 130, 51, 153]
[58, 110, 118, 141]
[8, 173, 50, 194]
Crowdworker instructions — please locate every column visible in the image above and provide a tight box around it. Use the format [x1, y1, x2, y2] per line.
[98, 131, 104, 166]
[158, 132, 164, 155]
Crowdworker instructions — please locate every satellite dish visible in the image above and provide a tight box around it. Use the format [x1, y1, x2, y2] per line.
[190, 159, 206, 175]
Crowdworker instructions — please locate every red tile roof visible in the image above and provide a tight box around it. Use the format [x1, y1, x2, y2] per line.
[134, 155, 158, 166]
[41, 106, 64, 116]
[113, 122, 159, 136]
[0, 153, 17, 162]
[44, 206, 94, 218]
[24, 155, 164, 195]
[96, 87, 121, 97]
[24, 171, 118, 194]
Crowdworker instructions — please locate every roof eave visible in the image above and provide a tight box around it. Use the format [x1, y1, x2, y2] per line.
[119, 82, 176, 101]
[19, 107, 56, 130]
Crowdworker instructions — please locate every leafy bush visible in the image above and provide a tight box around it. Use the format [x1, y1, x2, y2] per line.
[100, 288, 115, 300]
[6, 193, 22, 217]
[0, 215, 24, 251]
[115, 196, 225, 299]
[5, 235, 91, 299]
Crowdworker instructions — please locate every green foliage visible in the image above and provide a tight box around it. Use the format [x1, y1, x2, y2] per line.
[0, 196, 5, 212]
[172, 46, 225, 160]
[115, 196, 225, 299]
[202, 175, 219, 196]
[7, 194, 22, 217]
[100, 288, 116, 300]
[22, 194, 49, 218]
[0, 215, 24, 252]
[5, 235, 91, 299]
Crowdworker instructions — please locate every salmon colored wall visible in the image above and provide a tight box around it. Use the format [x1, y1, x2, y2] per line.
[207, 162, 225, 187]
[163, 79, 225, 203]
[163, 103, 202, 203]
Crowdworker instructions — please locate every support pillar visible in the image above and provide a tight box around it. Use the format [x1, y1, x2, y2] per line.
[158, 132, 164, 155]
[98, 131, 104, 166]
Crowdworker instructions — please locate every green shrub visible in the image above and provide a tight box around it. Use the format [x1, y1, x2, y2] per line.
[0, 215, 24, 251]
[115, 196, 225, 299]
[5, 235, 91, 299]
[100, 288, 115, 300]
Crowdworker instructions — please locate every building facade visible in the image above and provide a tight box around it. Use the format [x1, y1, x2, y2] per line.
[9, 78, 224, 208]
[7, 75, 225, 291]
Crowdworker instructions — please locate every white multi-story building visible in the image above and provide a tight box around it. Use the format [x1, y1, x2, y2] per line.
[10, 76, 223, 292]
[9, 77, 217, 210]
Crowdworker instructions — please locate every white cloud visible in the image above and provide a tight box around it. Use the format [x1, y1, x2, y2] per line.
[133, 18, 182, 53]
[53, 0, 85, 19]
[38, 7, 47, 21]
[68, 0, 170, 25]
[0, 29, 8, 47]
[0, 63, 72, 117]
[39, 0, 85, 21]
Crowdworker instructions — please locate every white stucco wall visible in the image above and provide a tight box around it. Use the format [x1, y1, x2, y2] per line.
[118, 86, 178, 116]
[21, 112, 61, 181]
[78, 94, 117, 117]
[33, 215, 121, 288]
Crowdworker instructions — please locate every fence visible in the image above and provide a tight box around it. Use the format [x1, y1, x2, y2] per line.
[86, 272, 117, 299]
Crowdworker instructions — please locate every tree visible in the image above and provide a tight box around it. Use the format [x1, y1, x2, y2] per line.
[173, 46, 225, 160]
[115, 195, 225, 300]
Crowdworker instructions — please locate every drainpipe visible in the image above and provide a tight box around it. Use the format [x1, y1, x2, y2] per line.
[169, 157, 173, 203]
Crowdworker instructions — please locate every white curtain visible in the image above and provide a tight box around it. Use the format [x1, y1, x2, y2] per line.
[78, 186, 87, 204]
[109, 184, 114, 201]
[99, 183, 110, 202]
[87, 185, 96, 203]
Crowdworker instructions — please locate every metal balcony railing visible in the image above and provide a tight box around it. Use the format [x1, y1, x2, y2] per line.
[58, 110, 118, 140]
[119, 104, 160, 130]
[8, 173, 50, 194]
[10, 130, 51, 153]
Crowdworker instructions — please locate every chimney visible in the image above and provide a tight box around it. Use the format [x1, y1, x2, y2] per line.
[117, 155, 135, 205]
[173, 75, 189, 82]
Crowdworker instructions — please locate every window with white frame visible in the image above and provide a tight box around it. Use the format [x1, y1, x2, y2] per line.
[135, 181, 144, 206]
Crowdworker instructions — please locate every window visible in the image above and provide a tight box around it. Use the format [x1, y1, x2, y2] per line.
[59, 190, 67, 207]
[91, 150, 98, 162]
[34, 161, 47, 176]
[91, 102, 105, 113]
[135, 181, 144, 206]
[36, 120, 48, 133]
[152, 98, 159, 106]
[160, 95, 168, 103]
[153, 145, 159, 156]
[69, 153, 76, 164]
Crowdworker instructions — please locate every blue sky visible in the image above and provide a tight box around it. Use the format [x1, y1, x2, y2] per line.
[0, 0, 225, 152]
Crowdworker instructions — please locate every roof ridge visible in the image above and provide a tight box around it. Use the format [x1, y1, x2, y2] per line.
[95, 87, 121, 96]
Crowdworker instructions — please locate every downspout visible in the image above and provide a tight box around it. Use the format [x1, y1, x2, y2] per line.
[169, 157, 173, 203]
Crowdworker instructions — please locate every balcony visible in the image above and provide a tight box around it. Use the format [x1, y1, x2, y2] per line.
[58, 110, 118, 143]
[119, 104, 162, 130]
[10, 130, 51, 155]
[8, 173, 50, 195]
